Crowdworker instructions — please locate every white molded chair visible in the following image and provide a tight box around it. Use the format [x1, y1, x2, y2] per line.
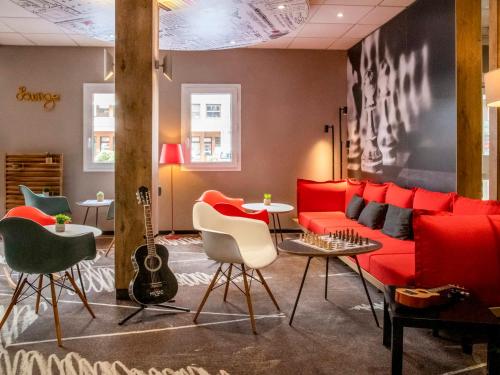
[192, 201, 280, 334]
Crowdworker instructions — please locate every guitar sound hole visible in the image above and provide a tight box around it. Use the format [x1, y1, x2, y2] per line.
[144, 255, 162, 272]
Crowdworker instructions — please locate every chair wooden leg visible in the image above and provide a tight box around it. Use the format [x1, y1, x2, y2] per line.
[255, 269, 280, 311]
[49, 274, 63, 347]
[242, 264, 257, 334]
[223, 264, 233, 302]
[193, 265, 222, 323]
[65, 272, 95, 318]
[105, 237, 115, 257]
[0, 276, 27, 330]
[35, 275, 44, 314]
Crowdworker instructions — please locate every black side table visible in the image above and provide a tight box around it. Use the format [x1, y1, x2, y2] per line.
[383, 285, 500, 374]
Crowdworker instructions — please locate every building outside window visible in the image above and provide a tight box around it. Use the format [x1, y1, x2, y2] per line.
[83, 83, 115, 172]
[181, 84, 241, 171]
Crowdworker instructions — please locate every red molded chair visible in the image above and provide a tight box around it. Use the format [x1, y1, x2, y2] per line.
[198, 190, 269, 224]
[4, 206, 56, 225]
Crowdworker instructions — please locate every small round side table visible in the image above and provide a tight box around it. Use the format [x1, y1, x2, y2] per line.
[76, 199, 113, 227]
[242, 202, 294, 245]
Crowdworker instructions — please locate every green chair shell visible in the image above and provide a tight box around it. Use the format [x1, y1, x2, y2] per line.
[19, 185, 72, 216]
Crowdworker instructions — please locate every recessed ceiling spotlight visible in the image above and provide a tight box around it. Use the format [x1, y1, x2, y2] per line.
[230, 40, 236, 45]
[337, 12, 344, 18]
[278, 4, 285, 10]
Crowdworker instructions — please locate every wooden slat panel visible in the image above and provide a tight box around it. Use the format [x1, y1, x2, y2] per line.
[456, 0, 483, 198]
[4, 153, 63, 211]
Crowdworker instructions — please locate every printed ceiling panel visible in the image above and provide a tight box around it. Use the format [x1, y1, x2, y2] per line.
[8, 0, 309, 50]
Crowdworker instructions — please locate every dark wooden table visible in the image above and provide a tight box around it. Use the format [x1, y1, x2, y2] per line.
[383, 285, 500, 374]
[278, 237, 382, 327]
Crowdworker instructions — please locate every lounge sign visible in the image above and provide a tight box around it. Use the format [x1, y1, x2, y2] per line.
[16, 86, 60, 111]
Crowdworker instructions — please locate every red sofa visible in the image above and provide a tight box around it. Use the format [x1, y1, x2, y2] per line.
[297, 179, 500, 306]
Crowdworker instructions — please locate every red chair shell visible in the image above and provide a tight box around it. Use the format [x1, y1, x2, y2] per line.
[214, 203, 269, 224]
[198, 190, 244, 209]
[4, 206, 56, 226]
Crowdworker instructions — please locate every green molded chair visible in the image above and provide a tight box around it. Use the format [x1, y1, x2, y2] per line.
[0, 217, 96, 347]
[19, 185, 72, 216]
[105, 200, 115, 256]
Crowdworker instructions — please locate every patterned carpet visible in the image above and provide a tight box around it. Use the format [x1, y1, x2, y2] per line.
[0, 235, 488, 374]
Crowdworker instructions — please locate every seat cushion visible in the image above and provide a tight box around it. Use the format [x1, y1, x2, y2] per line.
[362, 182, 389, 203]
[369, 254, 415, 286]
[299, 211, 349, 231]
[413, 188, 455, 212]
[309, 216, 363, 234]
[385, 183, 415, 208]
[345, 180, 365, 211]
[297, 179, 347, 214]
[453, 196, 500, 215]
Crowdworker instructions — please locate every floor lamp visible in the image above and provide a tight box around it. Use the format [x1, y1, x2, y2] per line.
[160, 143, 184, 237]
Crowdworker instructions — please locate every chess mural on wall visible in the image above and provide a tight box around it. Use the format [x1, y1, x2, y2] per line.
[346, 0, 457, 191]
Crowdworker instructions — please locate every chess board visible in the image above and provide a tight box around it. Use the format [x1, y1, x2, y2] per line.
[292, 233, 377, 254]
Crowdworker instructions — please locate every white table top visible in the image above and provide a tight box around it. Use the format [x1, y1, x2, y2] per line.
[77, 199, 113, 207]
[44, 224, 102, 237]
[242, 202, 294, 214]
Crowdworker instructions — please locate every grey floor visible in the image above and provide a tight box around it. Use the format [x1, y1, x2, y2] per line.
[0, 235, 488, 374]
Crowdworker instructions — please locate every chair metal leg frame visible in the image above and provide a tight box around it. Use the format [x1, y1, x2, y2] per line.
[353, 255, 380, 328]
[241, 264, 257, 334]
[105, 237, 115, 257]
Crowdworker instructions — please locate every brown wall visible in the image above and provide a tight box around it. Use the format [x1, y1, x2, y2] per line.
[0, 46, 347, 230]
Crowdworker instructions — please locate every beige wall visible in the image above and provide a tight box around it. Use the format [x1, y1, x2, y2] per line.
[0, 46, 347, 231]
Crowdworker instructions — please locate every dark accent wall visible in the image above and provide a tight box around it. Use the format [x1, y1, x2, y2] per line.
[346, 0, 456, 192]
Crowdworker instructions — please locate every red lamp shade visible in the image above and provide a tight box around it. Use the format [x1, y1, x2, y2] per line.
[160, 143, 184, 165]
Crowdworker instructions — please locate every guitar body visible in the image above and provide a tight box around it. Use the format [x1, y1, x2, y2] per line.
[129, 243, 178, 306]
[395, 288, 443, 309]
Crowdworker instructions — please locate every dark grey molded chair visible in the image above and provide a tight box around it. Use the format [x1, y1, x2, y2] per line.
[0, 217, 96, 346]
[105, 200, 115, 256]
[19, 185, 72, 216]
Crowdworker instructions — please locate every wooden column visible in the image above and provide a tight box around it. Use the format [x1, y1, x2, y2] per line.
[115, 0, 159, 298]
[490, 0, 500, 199]
[456, 0, 483, 198]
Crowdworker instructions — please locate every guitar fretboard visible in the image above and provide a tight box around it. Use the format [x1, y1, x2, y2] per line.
[143, 204, 156, 256]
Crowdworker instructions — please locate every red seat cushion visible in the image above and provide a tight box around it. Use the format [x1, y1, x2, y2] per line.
[297, 179, 347, 214]
[301, 212, 363, 234]
[298, 211, 348, 230]
[345, 180, 365, 211]
[4, 206, 56, 226]
[413, 188, 455, 212]
[385, 183, 415, 208]
[362, 182, 389, 203]
[369, 254, 415, 286]
[453, 196, 500, 215]
[414, 214, 500, 306]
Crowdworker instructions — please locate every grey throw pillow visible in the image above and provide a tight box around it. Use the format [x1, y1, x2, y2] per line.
[358, 201, 387, 229]
[346, 194, 364, 220]
[382, 204, 413, 240]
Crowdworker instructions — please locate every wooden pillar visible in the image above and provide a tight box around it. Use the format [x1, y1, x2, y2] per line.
[115, 0, 159, 298]
[456, 0, 483, 198]
[490, 0, 500, 199]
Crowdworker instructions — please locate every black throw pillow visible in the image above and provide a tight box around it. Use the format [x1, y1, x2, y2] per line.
[382, 204, 413, 240]
[358, 201, 387, 229]
[346, 194, 365, 220]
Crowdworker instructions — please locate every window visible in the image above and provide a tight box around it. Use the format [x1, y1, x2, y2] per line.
[206, 104, 221, 118]
[83, 83, 115, 172]
[181, 84, 241, 171]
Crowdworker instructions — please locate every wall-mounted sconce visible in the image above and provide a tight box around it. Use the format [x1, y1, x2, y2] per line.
[324, 123, 335, 179]
[155, 53, 173, 81]
[104, 49, 114, 81]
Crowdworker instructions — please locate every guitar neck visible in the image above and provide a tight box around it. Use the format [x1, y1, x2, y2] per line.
[143, 204, 156, 255]
[429, 285, 454, 293]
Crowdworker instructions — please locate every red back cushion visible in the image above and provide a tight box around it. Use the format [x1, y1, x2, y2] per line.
[297, 179, 347, 214]
[362, 182, 388, 203]
[413, 188, 454, 212]
[345, 180, 366, 211]
[453, 196, 500, 215]
[385, 183, 415, 208]
[414, 214, 500, 306]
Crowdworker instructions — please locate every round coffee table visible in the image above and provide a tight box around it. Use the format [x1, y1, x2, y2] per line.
[242, 202, 293, 244]
[76, 199, 113, 227]
[278, 237, 382, 327]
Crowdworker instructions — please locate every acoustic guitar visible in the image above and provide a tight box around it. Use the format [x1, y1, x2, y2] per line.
[129, 186, 178, 306]
[395, 285, 469, 309]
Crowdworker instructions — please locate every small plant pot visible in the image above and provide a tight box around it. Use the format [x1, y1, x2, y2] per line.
[55, 223, 65, 232]
[263, 199, 272, 206]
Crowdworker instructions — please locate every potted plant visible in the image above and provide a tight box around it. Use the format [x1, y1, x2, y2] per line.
[54, 214, 71, 232]
[96, 191, 105, 202]
[263, 193, 272, 206]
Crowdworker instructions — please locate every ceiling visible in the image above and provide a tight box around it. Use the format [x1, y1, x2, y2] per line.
[0, 0, 416, 50]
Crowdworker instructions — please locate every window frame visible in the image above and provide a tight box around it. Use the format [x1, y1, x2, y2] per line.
[181, 83, 241, 171]
[83, 83, 115, 172]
